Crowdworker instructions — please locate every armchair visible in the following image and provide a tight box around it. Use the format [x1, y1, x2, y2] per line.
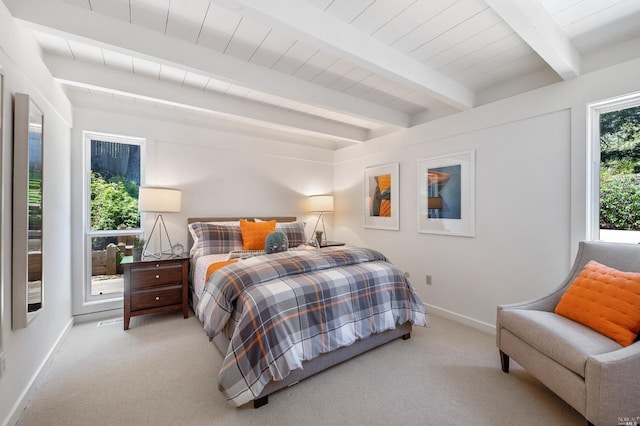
[496, 241, 640, 426]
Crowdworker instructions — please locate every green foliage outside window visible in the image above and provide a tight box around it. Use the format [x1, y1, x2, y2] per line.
[28, 172, 42, 231]
[600, 106, 640, 230]
[90, 172, 140, 231]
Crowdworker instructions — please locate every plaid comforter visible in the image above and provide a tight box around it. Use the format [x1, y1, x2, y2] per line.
[196, 246, 429, 407]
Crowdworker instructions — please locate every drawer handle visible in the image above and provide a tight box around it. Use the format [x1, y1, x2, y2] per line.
[155, 264, 160, 268]
[155, 296, 160, 301]
[155, 274, 160, 279]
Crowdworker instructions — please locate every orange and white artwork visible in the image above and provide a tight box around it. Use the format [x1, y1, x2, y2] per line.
[364, 163, 399, 230]
[369, 173, 391, 217]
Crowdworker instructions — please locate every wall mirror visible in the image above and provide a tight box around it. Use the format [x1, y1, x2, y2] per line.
[13, 92, 44, 329]
[0, 72, 4, 348]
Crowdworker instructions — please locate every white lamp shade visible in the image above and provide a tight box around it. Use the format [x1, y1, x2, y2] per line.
[308, 195, 334, 213]
[139, 187, 182, 213]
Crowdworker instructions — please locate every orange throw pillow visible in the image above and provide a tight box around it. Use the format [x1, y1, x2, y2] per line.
[555, 260, 640, 346]
[239, 219, 276, 250]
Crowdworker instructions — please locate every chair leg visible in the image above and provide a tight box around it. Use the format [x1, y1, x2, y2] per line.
[499, 350, 510, 373]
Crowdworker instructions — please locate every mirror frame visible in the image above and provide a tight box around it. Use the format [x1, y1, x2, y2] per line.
[0, 72, 4, 347]
[12, 92, 44, 329]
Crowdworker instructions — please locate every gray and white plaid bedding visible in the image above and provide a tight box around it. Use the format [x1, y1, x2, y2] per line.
[196, 246, 429, 407]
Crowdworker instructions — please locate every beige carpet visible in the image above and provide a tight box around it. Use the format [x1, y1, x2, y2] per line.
[16, 311, 584, 426]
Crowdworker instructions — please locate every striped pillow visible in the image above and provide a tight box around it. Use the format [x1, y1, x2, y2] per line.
[188, 222, 243, 257]
[276, 221, 307, 248]
[253, 219, 307, 248]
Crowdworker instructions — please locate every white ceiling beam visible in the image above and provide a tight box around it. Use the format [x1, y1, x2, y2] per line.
[44, 54, 369, 143]
[484, 0, 581, 80]
[9, 0, 410, 128]
[223, 0, 475, 110]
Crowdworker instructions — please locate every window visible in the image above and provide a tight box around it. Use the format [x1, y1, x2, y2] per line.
[84, 132, 144, 301]
[587, 93, 640, 242]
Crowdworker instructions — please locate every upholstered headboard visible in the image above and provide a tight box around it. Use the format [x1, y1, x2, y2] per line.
[186, 216, 297, 253]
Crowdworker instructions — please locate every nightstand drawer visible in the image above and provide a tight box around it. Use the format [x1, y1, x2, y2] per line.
[131, 265, 183, 289]
[131, 286, 182, 311]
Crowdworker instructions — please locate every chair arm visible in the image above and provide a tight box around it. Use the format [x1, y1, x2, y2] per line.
[585, 342, 640, 425]
[497, 286, 566, 313]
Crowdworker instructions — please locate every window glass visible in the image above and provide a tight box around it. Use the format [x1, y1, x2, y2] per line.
[85, 134, 143, 300]
[589, 96, 640, 242]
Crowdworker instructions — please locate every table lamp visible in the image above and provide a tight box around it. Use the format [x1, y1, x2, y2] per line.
[308, 195, 334, 246]
[139, 187, 181, 258]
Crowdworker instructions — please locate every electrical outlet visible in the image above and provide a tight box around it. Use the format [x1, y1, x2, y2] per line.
[425, 275, 432, 285]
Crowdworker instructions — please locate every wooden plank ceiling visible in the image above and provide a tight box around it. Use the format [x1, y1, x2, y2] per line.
[5, 0, 640, 149]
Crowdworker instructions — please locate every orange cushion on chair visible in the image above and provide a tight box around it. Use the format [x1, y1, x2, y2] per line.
[239, 219, 276, 250]
[555, 260, 640, 346]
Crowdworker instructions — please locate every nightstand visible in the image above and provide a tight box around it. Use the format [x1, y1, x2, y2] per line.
[122, 255, 189, 330]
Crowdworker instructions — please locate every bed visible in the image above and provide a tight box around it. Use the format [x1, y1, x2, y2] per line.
[187, 217, 429, 408]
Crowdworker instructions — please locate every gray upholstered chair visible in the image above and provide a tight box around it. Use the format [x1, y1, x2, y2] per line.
[496, 241, 640, 426]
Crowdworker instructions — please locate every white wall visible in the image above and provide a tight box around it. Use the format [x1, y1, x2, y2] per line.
[0, 2, 73, 424]
[70, 102, 334, 316]
[333, 57, 640, 331]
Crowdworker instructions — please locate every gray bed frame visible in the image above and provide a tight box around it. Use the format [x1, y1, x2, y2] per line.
[187, 216, 413, 408]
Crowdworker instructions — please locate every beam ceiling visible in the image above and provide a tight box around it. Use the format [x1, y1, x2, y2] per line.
[9, 0, 410, 130]
[224, 0, 476, 110]
[484, 0, 581, 80]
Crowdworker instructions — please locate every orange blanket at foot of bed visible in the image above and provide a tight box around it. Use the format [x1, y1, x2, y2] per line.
[206, 259, 239, 282]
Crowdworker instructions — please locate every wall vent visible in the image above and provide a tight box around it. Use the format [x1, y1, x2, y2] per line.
[96, 318, 123, 327]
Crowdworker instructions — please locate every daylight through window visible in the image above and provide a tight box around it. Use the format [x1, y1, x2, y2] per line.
[84, 132, 144, 300]
[588, 94, 640, 243]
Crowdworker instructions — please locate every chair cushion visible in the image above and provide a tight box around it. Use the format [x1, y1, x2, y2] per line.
[499, 309, 622, 377]
[554, 260, 640, 346]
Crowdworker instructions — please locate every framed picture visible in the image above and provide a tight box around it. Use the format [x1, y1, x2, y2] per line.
[418, 150, 475, 237]
[364, 163, 399, 230]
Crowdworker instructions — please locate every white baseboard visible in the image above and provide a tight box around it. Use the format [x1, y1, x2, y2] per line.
[425, 303, 496, 335]
[73, 308, 123, 324]
[5, 317, 74, 426]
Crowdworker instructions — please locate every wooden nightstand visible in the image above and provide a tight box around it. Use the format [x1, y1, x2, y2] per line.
[122, 255, 189, 330]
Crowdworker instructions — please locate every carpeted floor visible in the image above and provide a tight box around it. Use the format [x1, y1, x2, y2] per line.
[16, 311, 584, 426]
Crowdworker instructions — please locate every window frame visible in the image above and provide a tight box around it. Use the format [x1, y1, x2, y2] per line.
[586, 91, 640, 241]
[83, 131, 145, 303]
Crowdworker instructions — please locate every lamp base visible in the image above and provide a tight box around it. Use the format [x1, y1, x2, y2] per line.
[311, 212, 328, 246]
[142, 248, 173, 259]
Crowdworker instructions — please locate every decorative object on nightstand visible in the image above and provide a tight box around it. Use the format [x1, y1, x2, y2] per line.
[171, 243, 185, 257]
[308, 194, 334, 246]
[132, 238, 145, 261]
[138, 187, 182, 259]
[314, 231, 323, 249]
[121, 255, 189, 330]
